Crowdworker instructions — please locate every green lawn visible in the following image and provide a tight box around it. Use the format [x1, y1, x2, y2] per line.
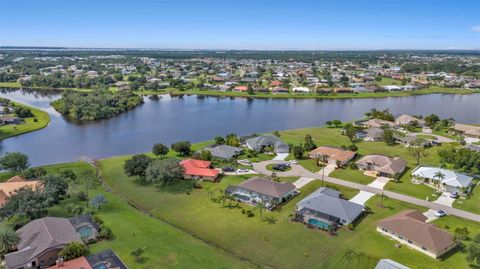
[330, 167, 376, 185]
[416, 134, 438, 140]
[38, 162, 254, 269]
[376, 77, 401, 86]
[98, 156, 476, 269]
[454, 182, 480, 214]
[0, 101, 50, 140]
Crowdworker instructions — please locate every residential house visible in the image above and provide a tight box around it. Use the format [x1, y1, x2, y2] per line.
[411, 166, 473, 194]
[179, 159, 220, 181]
[356, 155, 407, 177]
[292, 87, 310, 93]
[308, 146, 356, 167]
[245, 134, 289, 153]
[452, 123, 480, 138]
[395, 114, 425, 127]
[333, 87, 354, 93]
[233, 85, 248, 92]
[360, 127, 385, 141]
[383, 85, 403, 91]
[0, 176, 42, 207]
[0, 115, 24, 125]
[361, 119, 395, 129]
[47, 249, 127, 269]
[295, 187, 364, 229]
[225, 176, 296, 209]
[377, 210, 456, 258]
[272, 87, 289, 94]
[374, 259, 410, 269]
[5, 217, 84, 269]
[202, 144, 243, 160]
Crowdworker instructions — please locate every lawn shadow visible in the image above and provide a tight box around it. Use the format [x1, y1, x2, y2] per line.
[155, 180, 195, 194]
[263, 216, 277, 225]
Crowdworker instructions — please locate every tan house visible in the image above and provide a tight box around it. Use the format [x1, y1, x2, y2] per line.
[308, 146, 356, 167]
[361, 119, 395, 128]
[452, 123, 480, 138]
[395, 114, 425, 127]
[0, 176, 42, 206]
[355, 155, 407, 177]
[377, 210, 456, 258]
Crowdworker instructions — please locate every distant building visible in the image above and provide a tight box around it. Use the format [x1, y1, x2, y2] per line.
[411, 166, 473, 194]
[308, 146, 356, 166]
[356, 155, 407, 177]
[245, 134, 289, 153]
[180, 159, 220, 181]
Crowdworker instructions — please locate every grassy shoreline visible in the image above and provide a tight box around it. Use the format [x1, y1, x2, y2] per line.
[1, 82, 479, 100]
[0, 100, 50, 140]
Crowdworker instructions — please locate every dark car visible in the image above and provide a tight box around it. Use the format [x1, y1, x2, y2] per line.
[222, 166, 235, 172]
[272, 163, 290, 171]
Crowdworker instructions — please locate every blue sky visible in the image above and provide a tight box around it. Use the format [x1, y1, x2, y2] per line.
[1, 0, 479, 50]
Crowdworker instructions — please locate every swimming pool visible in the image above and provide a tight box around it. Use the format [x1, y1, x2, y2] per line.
[77, 225, 93, 238]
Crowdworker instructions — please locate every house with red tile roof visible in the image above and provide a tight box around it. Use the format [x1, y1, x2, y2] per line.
[233, 85, 248, 92]
[271, 80, 283, 87]
[180, 159, 220, 181]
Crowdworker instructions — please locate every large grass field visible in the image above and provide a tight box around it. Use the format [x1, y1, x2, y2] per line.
[0, 101, 50, 140]
[37, 162, 255, 269]
[98, 155, 477, 269]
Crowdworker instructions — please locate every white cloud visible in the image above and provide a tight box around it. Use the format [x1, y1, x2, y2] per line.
[471, 26, 480, 32]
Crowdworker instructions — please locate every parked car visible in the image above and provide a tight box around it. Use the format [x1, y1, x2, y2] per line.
[238, 159, 251, 165]
[272, 163, 290, 171]
[450, 192, 459, 199]
[237, 168, 249, 173]
[434, 210, 447, 217]
[222, 166, 235, 172]
[289, 160, 298, 164]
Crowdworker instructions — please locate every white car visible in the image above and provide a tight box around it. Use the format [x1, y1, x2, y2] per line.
[434, 210, 447, 217]
[237, 168, 249, 173]
[237, 159, 251, 165]
[289, 160, 298, 164]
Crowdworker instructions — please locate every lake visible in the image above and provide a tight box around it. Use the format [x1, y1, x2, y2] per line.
[1, 88, 480, 166]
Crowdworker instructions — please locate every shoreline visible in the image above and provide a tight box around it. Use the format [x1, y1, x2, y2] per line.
[0, 99, 51, 140]
[1, 82, 480, 100]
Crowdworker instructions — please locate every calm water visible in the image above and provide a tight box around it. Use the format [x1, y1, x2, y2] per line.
[1, 88, 480, 166]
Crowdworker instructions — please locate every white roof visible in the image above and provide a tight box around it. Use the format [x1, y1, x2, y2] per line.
[411, 166, 473, 188]
[292, 87, 310, 92]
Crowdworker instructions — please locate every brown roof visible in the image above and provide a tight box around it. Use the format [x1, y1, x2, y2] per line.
[363, 119, 395, 128]
[309, 146, 356, 162]
[7, 175, 27, 182]
[0, 180, 42, 206]
[377, 210, 455, 254]
[453, 123, 480, 133]
[47, 256, 92, 269]
[236, 176, 295, 198]
[356, 155, 407, 175]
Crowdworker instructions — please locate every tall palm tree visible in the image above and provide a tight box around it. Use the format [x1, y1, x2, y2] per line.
[255, 201, 267, 220]
[433, 171, 446, 190]
[0, 226, 19, 254]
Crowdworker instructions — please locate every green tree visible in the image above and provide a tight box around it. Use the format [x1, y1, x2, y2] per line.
[343, 123, 356, 144]
[145, 158, 184, 186]
[454, 227, 470, 241]
[0, 226, 19, 254]
[332, 120, 342, 128]
[152, 143, 169, 157]
[131, 247, 145, 263]
[171, 141, 192, 156]
[247, 84, 254, 95]
[382, 129, 396, 146]
[214, 136, 225, 145]
[198, 150, 212, 161]
[124, 154, 153, 179]
[225, 133, 240, 147]
[0, 152, 30, 172]
[303, 134, 316, 151]
[467, 234, 480, 265]
[292, 145, 305, 159]
[407, 138, 429, 166]
[424, 114, 440, 127]
[58, 242, 88, 261]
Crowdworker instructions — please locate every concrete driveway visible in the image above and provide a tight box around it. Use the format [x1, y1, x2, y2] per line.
[423, 209, 439, 223]
[407, 132, 454, 143]
[223, 169, 258, 176]
[293, 177, 315, 189]
[367, 177, 390, 189]
[433, 192, 455, 207]
[317, 164, 336, 177]
[273, 153, 289, 161]
[349, 191, 375, 205]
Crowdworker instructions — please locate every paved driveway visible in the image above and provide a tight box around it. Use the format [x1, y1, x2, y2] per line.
[407, 132, 455, 143]
[317, 164, 336, 177]
[423, 209, 439, 223]
[367, 177, 390, 189]
[349, 191, 375, 205]
[273, 153, 289, 161]
[293, 177, 315, 189]
[433, 192, 455, 207]
[251, 160, 480, 222]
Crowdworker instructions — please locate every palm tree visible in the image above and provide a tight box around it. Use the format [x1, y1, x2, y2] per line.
[433, 171, 446, 191]
[0, 226, 19, 254]
[255, 201, 267, 220]
[376, 192, 388, 208]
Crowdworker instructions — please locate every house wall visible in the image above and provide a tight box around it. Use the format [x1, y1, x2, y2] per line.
[376, 227, 455, 259]
[36, 248, 62, 268]
[184, 174, 217, 182]
[229, 188, 295, 208]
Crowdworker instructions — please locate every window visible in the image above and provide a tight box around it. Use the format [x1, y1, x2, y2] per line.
[408, 240, 412, 244]
[422, 246, 427, 251]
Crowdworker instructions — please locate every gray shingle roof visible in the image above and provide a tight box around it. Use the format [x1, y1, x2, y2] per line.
[204, 145, 242, 159]
[230, 176, 296, 198]
[246, 134, 289, 153]
[5, 217, 83, 269]
[297, 187, 364, 225]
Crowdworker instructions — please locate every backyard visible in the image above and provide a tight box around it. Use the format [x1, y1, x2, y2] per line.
[0, 101, 50, 140]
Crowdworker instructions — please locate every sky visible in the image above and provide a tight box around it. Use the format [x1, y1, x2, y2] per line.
[0, 0, 479, 50]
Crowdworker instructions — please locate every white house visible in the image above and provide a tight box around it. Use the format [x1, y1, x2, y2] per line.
[292, 87, 311, 93]
[411, 166, 473, 194]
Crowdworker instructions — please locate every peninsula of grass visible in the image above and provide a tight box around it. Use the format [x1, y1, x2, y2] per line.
[0, 100, 50, 140]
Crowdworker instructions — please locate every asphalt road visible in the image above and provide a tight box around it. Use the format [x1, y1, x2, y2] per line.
[253, 160, 480, 223]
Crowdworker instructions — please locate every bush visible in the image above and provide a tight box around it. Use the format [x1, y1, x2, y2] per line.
[99, 225, 114, 240]
[76, 191, 88, 201]
[349, 162, 358, 170]
[92, 215, 104, 225]
[58, 242, 88, 261]
[246, 210, 254, 217]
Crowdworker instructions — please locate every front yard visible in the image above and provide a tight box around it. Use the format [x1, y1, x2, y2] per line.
[98, 155, 477, 269]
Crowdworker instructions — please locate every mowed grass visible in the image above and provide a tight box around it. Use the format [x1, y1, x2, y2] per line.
[40, 162, 255, 269]
[0, 101, 50, 140]
[330, 167, 376, 185]
[99, 155, 475, 269]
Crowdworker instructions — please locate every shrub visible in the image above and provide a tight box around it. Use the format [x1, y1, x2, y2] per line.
[58, 242, 88, 261]
[99, 226, 114, 240]
[92, 215, 104, 225]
